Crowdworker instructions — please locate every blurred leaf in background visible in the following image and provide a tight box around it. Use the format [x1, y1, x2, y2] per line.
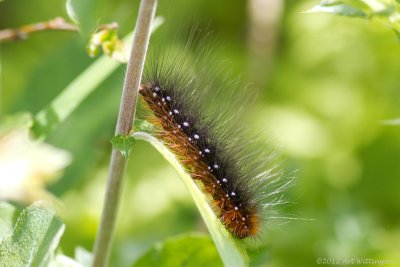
[66, 0, 99, 37]
[132, 234, 223, 267]
[309, 0, 400, 33]
[0, 117, 71, 203]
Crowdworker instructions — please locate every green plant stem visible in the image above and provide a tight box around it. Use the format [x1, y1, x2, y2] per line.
[0, 17, 78, 42]
[91, 1, 157, 267]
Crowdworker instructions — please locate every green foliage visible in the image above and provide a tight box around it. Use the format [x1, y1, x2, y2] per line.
[31, 17, 163, 140]
[2, 0, 400, 266]
[0, 203, 92, 267]
[66, 0, 99, 37]
[309, 0, 400, 32]
[309, 1, 367, 17]
[30, 32, 133, 140]
[132, 234, 223, 267]
[0, 202, 65, 267]
[111, 134, 136, 158]
[0, 202, 17, 239]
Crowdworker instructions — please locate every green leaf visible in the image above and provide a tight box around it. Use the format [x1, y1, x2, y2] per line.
[308, 0, 400, 33]
[111, 134, 136, 158]
[308, 1, 367, 17]
[30, 34, 129, 139]
[0, 202, 17, 240]
[132, 132, 249, 267]
[132, 234, 223, 267]
[31, 17, 164, 140]
[66, 0, 98, 37]
[0, 202, 65, 267]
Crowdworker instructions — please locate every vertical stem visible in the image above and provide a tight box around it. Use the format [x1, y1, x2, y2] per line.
[247, 0, 283, 87]
[92, 1, 157, 266]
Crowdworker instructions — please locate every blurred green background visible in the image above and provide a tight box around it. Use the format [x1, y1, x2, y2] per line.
[1, 0, 400, 266]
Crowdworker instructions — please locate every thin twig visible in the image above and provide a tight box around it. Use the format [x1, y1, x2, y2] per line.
[91, 0, 158, 267]
[0, 17, 78, 42]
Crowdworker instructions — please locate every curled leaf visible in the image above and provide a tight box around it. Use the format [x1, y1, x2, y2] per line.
[132, 132, 249, 267]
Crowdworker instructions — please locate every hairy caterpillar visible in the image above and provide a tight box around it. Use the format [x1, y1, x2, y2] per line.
[138, 33, 290, 239]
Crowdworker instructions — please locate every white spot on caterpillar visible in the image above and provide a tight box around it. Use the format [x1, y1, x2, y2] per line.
[169, 111, 173, 116]
[188, 137, 192, 141]
[226, 194, 229, 197]
[162, 98, 165, 102]
[178, 125, 181, 129]
[152, 93, 157, 97]
[231, 192, 236, 196]
[173, 109, 179, 114]
[154, 86, 160, 92]
[213, 164, 219, 169]
[234, 207, 238, 211]
[183, 122, 189, 127]
[217, 180, 220, 184]
[204, 148, 210, 153]
[208, 166, 211, 170]
[242, 217, 246, 221]
[194, 134, 200, 139]
[199, 151, 202, 155]
[166, 96, 171, 101]
[222, 178, 227, 182]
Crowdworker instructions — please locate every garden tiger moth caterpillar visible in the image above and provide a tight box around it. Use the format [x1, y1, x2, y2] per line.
[137, 30, 291, 239]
